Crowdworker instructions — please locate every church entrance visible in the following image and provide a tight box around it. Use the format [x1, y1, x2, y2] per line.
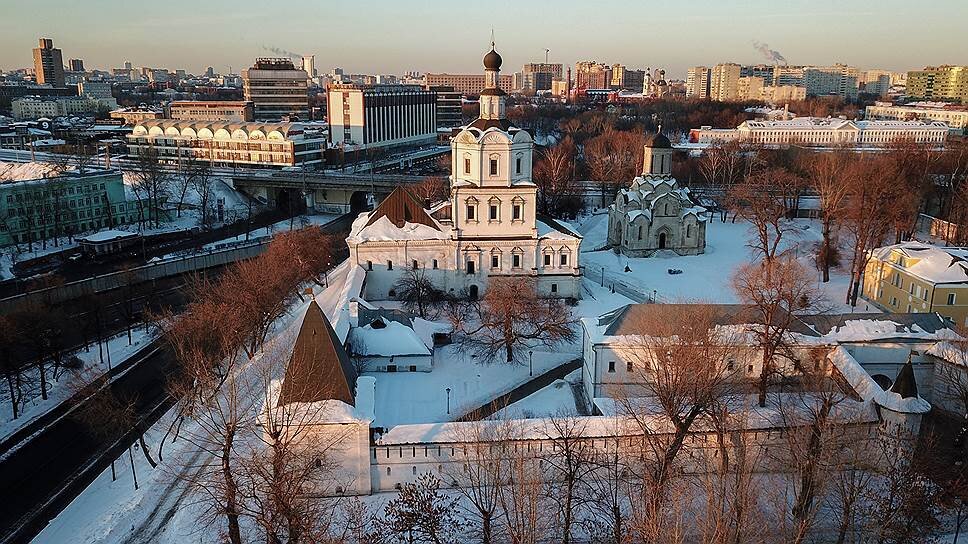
[658, 232, 667, 249]
[469, 285, 479, 300]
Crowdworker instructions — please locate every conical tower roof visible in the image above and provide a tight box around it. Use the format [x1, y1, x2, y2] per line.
[889, 356, 919, 400]
[277, 300, 358, 407]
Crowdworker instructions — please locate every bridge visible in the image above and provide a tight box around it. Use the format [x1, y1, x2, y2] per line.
[231, 171, 430, 215]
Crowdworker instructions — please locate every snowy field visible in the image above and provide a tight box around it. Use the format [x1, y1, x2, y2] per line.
[576, 212, 866, 313]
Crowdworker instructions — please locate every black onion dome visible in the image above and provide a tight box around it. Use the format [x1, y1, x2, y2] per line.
[644, 132, 672, 149]
[483, 48, 502, 71]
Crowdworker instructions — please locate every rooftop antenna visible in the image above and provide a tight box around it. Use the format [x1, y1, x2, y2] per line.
[545, 49, 550, 63]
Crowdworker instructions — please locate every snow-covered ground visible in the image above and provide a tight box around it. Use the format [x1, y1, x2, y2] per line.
[491, 369, 582, 420]
[0, 328, 156, 445]
[576, 212, 864, 313]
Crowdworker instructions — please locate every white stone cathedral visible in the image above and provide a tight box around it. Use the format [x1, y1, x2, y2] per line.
[606, 133, 708, 256]
[346, 45, 583, 300]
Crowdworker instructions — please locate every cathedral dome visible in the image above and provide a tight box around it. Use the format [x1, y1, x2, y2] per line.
[644, 131, 672, 149]
[483, 48, 502, 71]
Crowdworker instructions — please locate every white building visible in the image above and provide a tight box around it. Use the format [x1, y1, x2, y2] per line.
[865, 101, 968, 134]
[127, 120, 325, 168]
[607, 133, 708, 256]
[688, 117, 948, 147]
[327, 84, 437, 153]
[11, 96, 107, 120]
[346, 46, 583, 301]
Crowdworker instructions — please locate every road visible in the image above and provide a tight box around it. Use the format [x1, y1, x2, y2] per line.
[0, 341, 178, 544]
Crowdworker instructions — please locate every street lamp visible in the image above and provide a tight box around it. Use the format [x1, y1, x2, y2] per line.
[529, 350, 534, 377]
[445, 387, 451, 415]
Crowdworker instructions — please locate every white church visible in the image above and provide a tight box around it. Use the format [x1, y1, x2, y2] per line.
[607, 133, 708, 256]
[346, 45, 583, 300]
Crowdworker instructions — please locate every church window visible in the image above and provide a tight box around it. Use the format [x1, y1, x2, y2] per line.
[366, 260, 372, 271]
[489, 204, 498, 220]
[466, 204, 476, 220]
[387, 260, 392, 270]
[512, 253, 522, 268]
[512, 204, 522, 220]
[412, 260, 418, 270]
[948, 293, 956, 305]
[626, 361, 633, 372]
[467, 260, 475, 274]
[560, 253, 568, 266]
[664, 203, 669, 215]
[489, 158, 498, 176]
[464, 158, 471, 174]
[491, 255, 500, 269]
[608, 361, 615, 373]
[432, 259, 438, 269]
[544, 254, 552, 266]
[637, 226, 642, 240]
[551, 283, 558, 293]
[686, 224, 691, 238]
[515, 157, 522, 174]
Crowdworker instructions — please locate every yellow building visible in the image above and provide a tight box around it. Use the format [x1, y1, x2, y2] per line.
[906, 66, 968, 104]
[862, 242, 968, 325]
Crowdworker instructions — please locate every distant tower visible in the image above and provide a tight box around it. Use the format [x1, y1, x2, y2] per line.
[33, 38, 65, 87]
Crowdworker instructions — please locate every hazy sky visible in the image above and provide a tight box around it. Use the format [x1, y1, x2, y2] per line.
[1, 0, 965, 78]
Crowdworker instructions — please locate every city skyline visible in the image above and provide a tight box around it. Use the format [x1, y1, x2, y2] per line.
[1, 0, 966, 77]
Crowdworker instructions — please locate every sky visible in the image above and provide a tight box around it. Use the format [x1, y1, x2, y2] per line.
[0, 0, 965, 78]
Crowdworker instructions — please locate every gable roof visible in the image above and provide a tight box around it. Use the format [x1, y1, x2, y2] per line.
[364, 186, 441, 231]
[798, 312, 950, 337]
[890, 358, 919, 399]
[277, 300, 358, 407]
[599, 303, 815, 337]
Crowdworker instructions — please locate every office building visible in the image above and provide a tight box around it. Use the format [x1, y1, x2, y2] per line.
[427, 85, 462, 128]
[11, 96, 104, 120]
[242, 58, 310, 120]
[0, 170, 133, 247]
[68, 58, 85, 72]
[710, 63, 741, 101]
[327, 84, 436, 152]
[127, 120, 325, 168]
[907, 66, 968, 104]
[302, 55, 317, 79]
[78, 80, 112, 100]
[686, 66, 711, 98]
[424, 73, 512, 95]
[168, 100, 255, 122]
[865, 101, 968, 134]
[32, 38, 65, 87]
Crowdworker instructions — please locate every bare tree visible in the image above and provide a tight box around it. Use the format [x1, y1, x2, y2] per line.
[732, 257, 822, 407]
[541, 414, 596, 544]
[585, 129, 643, 207]
[393, 265, 449, 319]
[727, 167, 800, 263]
[130, 146, 170, 229]
[534, 137, 578, 215]
[614, 304, 744, 540]
[445, 420, 511, 544]
[410, 176, 449, 205]
[383, 472, 465, 544]
[804, 150, 852, 283]
[497, 452, 550, 544]
[449, 277, 576, 363]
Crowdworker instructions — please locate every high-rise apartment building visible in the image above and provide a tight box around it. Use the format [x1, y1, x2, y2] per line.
[686, 66, 711, 98]
[68, 58, 85, 72]
[242, 58, 310, 120]
[33, 38, 65, 87]
[710, 63, 741, 101]
[772, 65, 805, 87]
[302, 55, 316, 79]
[522, 63, 562, 92]
[741, 64, 775, 86]
[907, 66, 968, 104]
[574, 61, 611, 90]
[804, 64, 859, 101]
[737, 76, 765, 100]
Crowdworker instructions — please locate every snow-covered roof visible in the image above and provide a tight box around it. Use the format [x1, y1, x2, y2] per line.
[536, 216, 581, 241]
[871, 242, 968, 284]
[348, 213, 451, 242]
[828, 346, 931, 414]
[348, 320, 431, 357]
[77, 229, 140, 243]
[926, 341, 968, 368]
[741, 117, 856, 130]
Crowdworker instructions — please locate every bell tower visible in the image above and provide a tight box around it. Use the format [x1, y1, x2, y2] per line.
[479, 41, 506, 120]
[642, 128, 673, 178]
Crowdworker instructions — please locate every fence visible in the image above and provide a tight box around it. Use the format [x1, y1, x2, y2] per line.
[916, 213, 961, 243]
[0, 240, 269, 312]
[583, 265, 665, 304]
